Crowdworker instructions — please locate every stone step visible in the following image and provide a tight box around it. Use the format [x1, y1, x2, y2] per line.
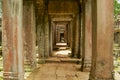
[60, 59, 81, 63]
[58, 47, 67, 50]
[38, 58, 81, 64]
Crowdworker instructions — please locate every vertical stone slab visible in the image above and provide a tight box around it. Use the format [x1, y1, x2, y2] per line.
[74, 14, 80, 58]
[49, 21, 53, 56]
[23, 1, 36, 69]
[76, 14, 81, 58]
[80, 3, 84, 61]
[89, 0, 114, 79]
[69, 22, 73, 48]
[52, 22, 55, 49]
[71, 13, 80, 58]
[71, 16, 77, 57]
[36, 0, 45, 61]
[67, 23, 71, 47]
[44, 1, 50, 58]
[44, 15, 50, 58]
[81, 0, 92, 72]
[72, 14, 81, 58]
[70, 20, 74, 55]
[2, 0, 24, 79]
[37, 14, 45, 59]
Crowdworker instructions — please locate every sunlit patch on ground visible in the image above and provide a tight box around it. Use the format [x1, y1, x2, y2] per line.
[55, 50, 71, 55]
[53, 42, 71, 57]
[52, 49, 71, 58]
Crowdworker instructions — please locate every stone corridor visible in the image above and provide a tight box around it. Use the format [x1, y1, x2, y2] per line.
[2, 0, 114, 80]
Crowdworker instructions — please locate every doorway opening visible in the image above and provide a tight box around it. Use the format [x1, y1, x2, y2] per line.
[60, 33, 65, 42]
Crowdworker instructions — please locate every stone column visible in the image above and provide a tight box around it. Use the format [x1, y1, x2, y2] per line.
[89, 0, 114, 79]
[71, 16, 77, 57]
[44, 1, 50, 58]
[76, 14, 81, 58]
[70, 21, 73, 50]
[36, 0, 45, 61]
[49, 21, 53, 56]
[80, 4, 84, 61]
[2, 0, 24, 79]
[37, 13, 45, 59]
[81, 0, 92, 72]
[72, 14, 81, 58]
[52, 22, 55, 49]
[74, 14, 80, 58]
[23, 1, 36, 69]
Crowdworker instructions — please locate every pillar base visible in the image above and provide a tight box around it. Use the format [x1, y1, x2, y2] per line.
[3, 72, 24, 80]
[81, 60, 91, 72]
[71, 54, 78, 58]
[82, 67, 91, 72]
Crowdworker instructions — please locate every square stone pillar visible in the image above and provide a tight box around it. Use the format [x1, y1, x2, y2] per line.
[71, 16, 77, 57]
[23, 1, 36, 69]
[89, 0, 114, 79]
[44, 2, 50, 58]
[36, 0, 45, 61]
[71, 15, 81, 58]
[72, 14, 80, 58]
[49, 21, 53, 56]
[52, 22, 56, 49]
[81, 0, 92, 72]
[2, 0, 24, 79]
[37, 13, 45, 59]
[75, 14, 81, 58]
[70, 22, 73, 48]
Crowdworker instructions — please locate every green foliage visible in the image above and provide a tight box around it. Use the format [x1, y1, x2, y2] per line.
[114, 0, 120, 19]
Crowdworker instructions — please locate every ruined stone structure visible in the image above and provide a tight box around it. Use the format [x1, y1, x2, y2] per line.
[2, 0, 114, 80]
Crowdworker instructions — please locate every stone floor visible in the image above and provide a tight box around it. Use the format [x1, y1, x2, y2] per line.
[26, 49, 89, 80]
[26, 49, 120, 80]
[26, 63, 89, 80]
[0, 48, 120, 80]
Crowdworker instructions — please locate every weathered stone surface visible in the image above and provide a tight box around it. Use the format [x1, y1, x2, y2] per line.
[71, 13, 81, 58]
[44, 4, 50, 58]
[36, 0, 45, 59]
[72, 16, 79, 58]
[48, 0, 79, 14]
[37, 14, 45, 59]
[37, 0, 50, 59]
[23, 1, 36, 69]
[26, 63, 89, 80]
[75, 14, 81, 58]
[81, 0, 92, 72]
[2, 0, 24, 79]
[89, 0, 114, 79]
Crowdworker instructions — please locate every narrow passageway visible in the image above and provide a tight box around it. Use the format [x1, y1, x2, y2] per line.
[26, 49, 89, 80]
[2, 0, 115, 80]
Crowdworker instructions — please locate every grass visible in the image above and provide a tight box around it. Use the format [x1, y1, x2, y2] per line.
[0, 77, 3, 80]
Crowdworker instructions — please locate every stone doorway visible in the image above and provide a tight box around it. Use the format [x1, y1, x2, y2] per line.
[52, 21, 70, 51]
